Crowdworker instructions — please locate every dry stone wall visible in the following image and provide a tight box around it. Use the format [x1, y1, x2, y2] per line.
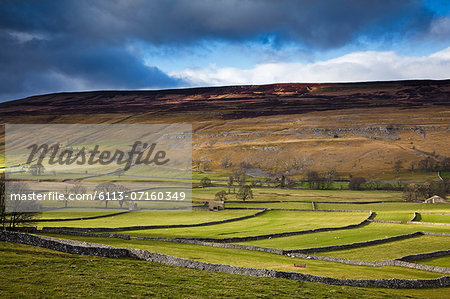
[42, 209, 267, 232]
[1, 231, 449, 289]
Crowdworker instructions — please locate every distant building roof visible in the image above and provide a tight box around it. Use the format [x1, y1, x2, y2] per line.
[424, 195, 446, 203]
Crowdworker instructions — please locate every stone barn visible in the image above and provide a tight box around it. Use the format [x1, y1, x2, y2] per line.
[424, 195, 447, 204]
[208, 201, 225, 211]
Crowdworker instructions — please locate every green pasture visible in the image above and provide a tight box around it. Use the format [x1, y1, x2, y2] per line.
[34, 198, 193, 210]
[226, 201, 314, 209]
[37, 234, 443, 280]
[246, 188, 403, 202]
[38, 209, 256, 229]
[418, 256, 450, 268]
[193, 186, 403, 202]
[238, 222, 450, 250]
[3, 242, 448, 299]
[118, 211, 369, 238]
[418, 214, 450, 224]
[314, 235, 450, 261]
[315, 202, 450, 222]
[38, 208, 127, 219]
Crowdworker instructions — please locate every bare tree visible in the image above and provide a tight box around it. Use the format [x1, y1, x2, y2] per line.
[306, 170, 325, 190]
[28, 163, 45, 176]
[215, 190, 227, 201]
[0, 174, 5, 229]
[349, 177, 366, 190]
[233, 168, 247, 187]
[236, 185, 253, 201]
[221, 155, 232, 169]
[3, 180, 41, 228]
[114, 184, 130, 209]
[200, 177, 212, 188]
[394, 160, 403, 173]
[227, 175, 234, 193]
[94, 182, 117, 208]
[70, 182, 87, 197]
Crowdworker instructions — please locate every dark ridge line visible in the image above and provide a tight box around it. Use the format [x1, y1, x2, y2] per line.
[42, 209, 267, 232]
[6, 78, 449, 103]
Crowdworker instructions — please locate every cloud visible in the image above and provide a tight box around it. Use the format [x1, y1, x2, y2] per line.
[1, 0, 438, 47]
[171, 47, 450, 86]
[0, 29, 182, 101]
[0, 0, 448, 101]
[429, 16, 450, 39]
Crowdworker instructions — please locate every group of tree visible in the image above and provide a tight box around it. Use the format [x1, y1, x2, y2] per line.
[28, 163, 45, 176]
[93, 182, 130, 208]
[223, 168, 248, 193]
[410, 156, 450, 172]
[214, 190, 227, 201]
[305, 170, 337, 190]
[236, 185, 253, 201]
[214, 185, 253, 202]
[356, 180, 405, 191]
[200, 177, 212, 188]
[403, 179, 449, 202]
[348, 177, 367, 190]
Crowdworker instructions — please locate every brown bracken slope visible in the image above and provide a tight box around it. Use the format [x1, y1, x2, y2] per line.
[1, 80, 449, 179]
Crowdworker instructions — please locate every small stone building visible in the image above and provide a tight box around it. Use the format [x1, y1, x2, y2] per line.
[424, 195, 447, 204]
[208, 201, 225, 211]
[128, 201, 138, 210]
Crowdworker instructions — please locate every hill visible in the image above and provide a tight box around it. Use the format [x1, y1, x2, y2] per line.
[1, 80, 449, 179]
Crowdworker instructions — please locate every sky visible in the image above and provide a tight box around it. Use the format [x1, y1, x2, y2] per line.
[0, 0, 449, 102]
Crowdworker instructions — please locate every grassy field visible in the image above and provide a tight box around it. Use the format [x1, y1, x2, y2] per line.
[418, 214, 450, 224]
[315, 202, 450, 222]
[195, 187, 404, 202]
[38, 209, 257, 228]
[314, 235, 450, 261]
[3, 242, 449, 299]
[226, 201, 316, 209]
[1, 84, 450, 296]
[117, 210, 369, 238]
[37, 208, 127, 219]
[238, 222, 450, 250]
[35, 234, 445, 280]
[418, 256, 450, 268]
[5, 184, 450, 297]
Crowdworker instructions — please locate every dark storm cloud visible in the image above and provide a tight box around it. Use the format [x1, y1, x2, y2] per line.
[0, 0, 442, 101]
[2, 0, 434, 46]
